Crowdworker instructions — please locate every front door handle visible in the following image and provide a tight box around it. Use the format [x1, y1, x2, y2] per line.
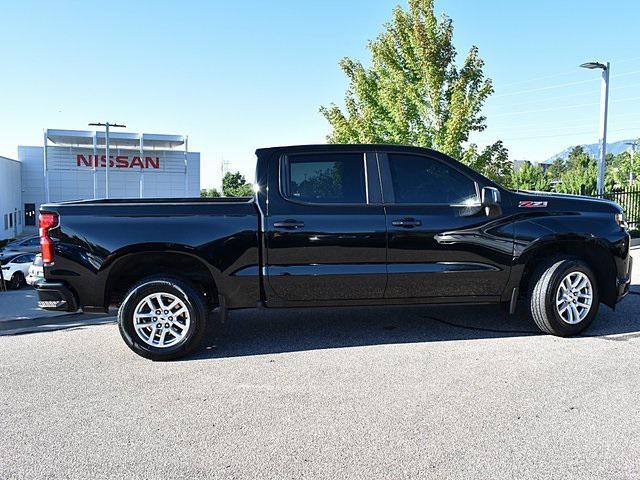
[274, 219, 305, 229]
[392, 218, 422, 228]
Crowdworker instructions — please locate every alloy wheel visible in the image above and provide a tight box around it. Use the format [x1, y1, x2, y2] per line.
[555, 271, 593, 324]
[133, 292, 191, 348]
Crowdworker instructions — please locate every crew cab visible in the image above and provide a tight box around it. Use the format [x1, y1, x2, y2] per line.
[35, 144, 632, 360]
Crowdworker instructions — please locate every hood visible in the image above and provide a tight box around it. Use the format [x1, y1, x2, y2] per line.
[510, 190, 622, 214]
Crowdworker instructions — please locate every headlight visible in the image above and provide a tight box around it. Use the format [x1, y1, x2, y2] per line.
[615, 213, 628, 229]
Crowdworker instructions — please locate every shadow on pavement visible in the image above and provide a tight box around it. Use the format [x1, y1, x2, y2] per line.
[190, 289, 640, 361]
[2, 290, 638, 357]
[0, 311, 116, 336]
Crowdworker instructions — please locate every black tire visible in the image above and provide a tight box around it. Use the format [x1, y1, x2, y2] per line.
[118, 276, 208, 361]
[10, 272, 25, 290]
[528, 257, 599, 336]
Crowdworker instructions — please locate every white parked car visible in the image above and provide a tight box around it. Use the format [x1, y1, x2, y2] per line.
[0, 253, 36, 290]
[26, 254, 44, 286]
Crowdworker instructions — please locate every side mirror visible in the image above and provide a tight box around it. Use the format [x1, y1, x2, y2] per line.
[481, 187, 501, 207]
[481, 187, 501, 215]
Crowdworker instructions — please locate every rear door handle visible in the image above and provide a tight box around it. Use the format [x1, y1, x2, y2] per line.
[391, 218, 422, 228]
[274, 219, 305, 229]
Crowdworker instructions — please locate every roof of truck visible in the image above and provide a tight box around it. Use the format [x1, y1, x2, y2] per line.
[255, 143, 443, 156]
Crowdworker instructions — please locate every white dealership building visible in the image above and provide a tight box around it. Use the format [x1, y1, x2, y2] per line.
[0, 128, 200, 239]
[0, 156, 23, 241]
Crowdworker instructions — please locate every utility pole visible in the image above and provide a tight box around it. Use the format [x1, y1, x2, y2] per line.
[88, 122, 126, 198]
[580, 61, 610, 195]
[220, 156, 231, 197]
[625, 140, 639, 186]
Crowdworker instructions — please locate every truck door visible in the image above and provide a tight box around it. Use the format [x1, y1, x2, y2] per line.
[264, 149, 387, 304]
[379, 150, 513, 300]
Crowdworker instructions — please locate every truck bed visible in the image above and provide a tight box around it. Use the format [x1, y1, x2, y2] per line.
[39, 197, 261, 312]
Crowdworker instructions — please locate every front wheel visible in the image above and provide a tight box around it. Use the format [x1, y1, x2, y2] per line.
[118, 276, 208, 360]
[528, 258, 599, 336]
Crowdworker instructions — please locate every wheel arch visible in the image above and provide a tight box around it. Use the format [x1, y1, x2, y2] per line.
[517, 236, 618, 307]
[105, 250, 220, 310]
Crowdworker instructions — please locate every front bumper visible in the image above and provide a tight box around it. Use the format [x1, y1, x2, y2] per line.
[616, 254, 633, 302]
[34, 280, 78, 312]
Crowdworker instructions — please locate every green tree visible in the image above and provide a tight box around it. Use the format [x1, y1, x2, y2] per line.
[546, 158, 567, 182]
[223, 171, 254, 197]
[200, 188, 221, 198]
[512, 162, 550, 191]
[464, 140, 512, 187]
[320, 0, 505, 175]
[606, 147, 640, 188]
[555, 146, 599, 195]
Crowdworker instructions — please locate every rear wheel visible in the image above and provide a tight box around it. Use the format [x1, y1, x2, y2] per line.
[528, 258, 599, 336]
[118, 276, 208, 360]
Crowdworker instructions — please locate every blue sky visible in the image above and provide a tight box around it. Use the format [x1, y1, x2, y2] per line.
[1, 0, 639, 188]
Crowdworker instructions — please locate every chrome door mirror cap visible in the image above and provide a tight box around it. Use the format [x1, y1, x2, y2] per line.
[481, 187, 501, 207]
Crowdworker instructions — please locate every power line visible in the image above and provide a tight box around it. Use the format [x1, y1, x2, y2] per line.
[499, 126, 640, 142]
[490, 101, 597, 118]
[492, 69, 640, 99]
[490, 110, 640, 131]
[496, 55, 640, 89]
[493, 78, 597, 98]
[487, 81, 640, 111]
[492, 120, 640, 138]
[611, 69, 640, 79]
[489, 95, 640, 119]
[489, 120, 640, 138]
[498, 70, 588, 89]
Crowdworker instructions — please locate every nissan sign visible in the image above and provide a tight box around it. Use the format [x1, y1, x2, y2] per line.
[76, 154, 160, 169]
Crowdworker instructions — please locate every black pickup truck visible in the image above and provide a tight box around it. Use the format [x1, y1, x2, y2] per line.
[36, 144, 632, 360]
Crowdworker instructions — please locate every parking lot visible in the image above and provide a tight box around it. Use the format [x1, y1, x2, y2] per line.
[1, 249, 639, 479]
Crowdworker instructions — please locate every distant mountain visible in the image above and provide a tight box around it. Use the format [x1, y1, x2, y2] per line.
[545, 139, 635, 163]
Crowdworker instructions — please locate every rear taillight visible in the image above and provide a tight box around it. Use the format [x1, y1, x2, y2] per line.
[39, 212, 59, 265]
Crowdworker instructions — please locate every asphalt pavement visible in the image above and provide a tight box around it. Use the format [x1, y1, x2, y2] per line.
[1, 250, 639, 479]
[0, 288, 65, 323]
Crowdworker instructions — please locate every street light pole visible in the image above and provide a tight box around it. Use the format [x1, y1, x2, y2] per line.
[625, 140, 639, 186]
[88, 122, 126, 198]
[580, 61, 610, 195]
[598, 63, 610, 195]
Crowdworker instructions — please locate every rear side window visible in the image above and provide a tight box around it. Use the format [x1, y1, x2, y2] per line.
[13, 254, 35, 264]
[283, 153, 366, 204]
[387, 153, 478, 204]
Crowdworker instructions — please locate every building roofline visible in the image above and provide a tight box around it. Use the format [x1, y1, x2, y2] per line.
[0, 155, 20, 164]
[45, 128, 188, 150]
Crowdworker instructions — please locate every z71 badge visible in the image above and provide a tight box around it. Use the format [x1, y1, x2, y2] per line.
[519, 200, 548, 208]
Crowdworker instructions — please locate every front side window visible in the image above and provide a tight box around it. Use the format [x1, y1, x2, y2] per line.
[387, 153, 478, 204]
[283, 153, 366, 204]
